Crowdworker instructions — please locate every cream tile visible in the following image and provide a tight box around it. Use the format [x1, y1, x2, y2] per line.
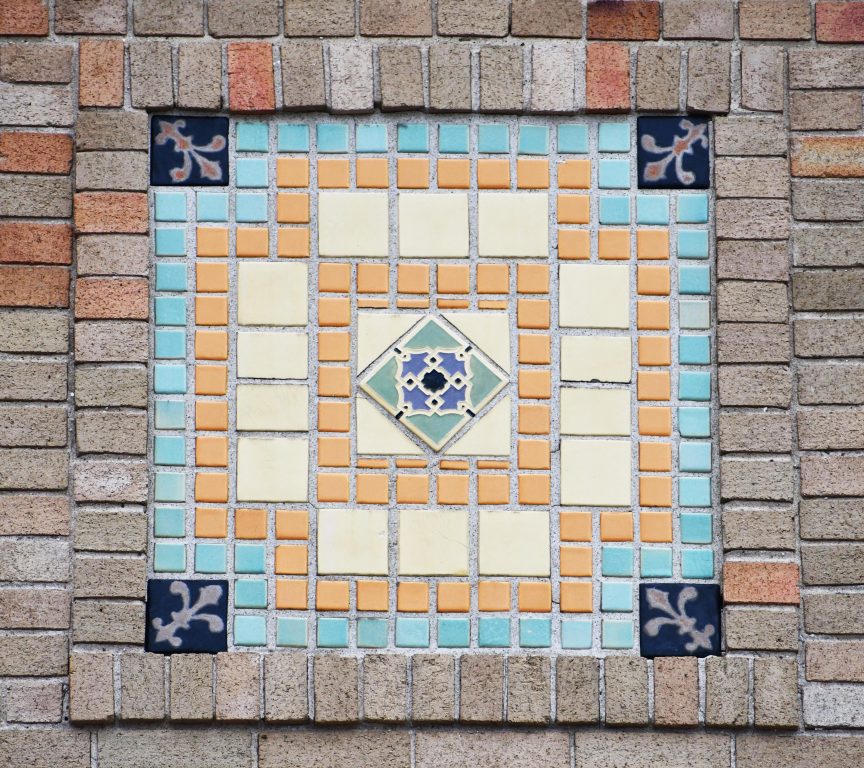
[398, 509, 469, 575]
[237, 437, 308, 502]
[237, 332, 308, 379]
[318, 192, 389, 257]
[561, 336, 631, 383]
[357, 313, 420, 372]
[236, 384, 308, 431]
[398, 193, 469, 258]
[318, 508, 388, 575]
[238, 262, 308, 326]
[445, 396, 510, 456]
[478, 510, 550, 576]
[478, 193, 548, 258]
[356, 398, 423, 455]
[443, 312, 511, 373]
[560, 438, 631, 507]
[559, 264, 630, 329]
[561, 388, 631, 436]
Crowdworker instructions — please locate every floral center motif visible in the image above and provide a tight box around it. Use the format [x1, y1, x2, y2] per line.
[640, 118, 708, 186]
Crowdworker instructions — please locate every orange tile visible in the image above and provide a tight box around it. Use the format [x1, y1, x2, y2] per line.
[519, 404, 550, 435]
[477, 263, 509, 294]
[519, 370, 551, 399]
[318, 401, 350, 432]
[637, 300, 670, 331]
[437, 582, 470, 612]
[275, 509, 308, 540]
[639, 441, 672, 472]
[318, 297, 350, 326]
[357, 263, 389, 293]
[560, 546, 593, 577]
[518, 581, 552, 612]
[317, 580, 349, 611]
[640, 511, 673, 542]
[598, 229, 630, 260]
[317, 473, 349, 502]
[397, 158, 429, 188]
[637, 229, 669, 260]
[396, 474, 429, 504]
[196, 401, 228, 431]
[560, 511, 592, 542]
[236, 227, 268, 257]
[318, 262, 351, 293]
[517, 299, 550, 329]
[277, 227, 309, 258]
[276, 192, 310, 224]
[276, 157, 309, 188]
[477, 460, 509, 469]
[517, 158, 549, 189]
[197, 227, 229, 257]
[397, 582, 429, 612]
[358, 458, 388, 469]
[195, 330, 228, 361]
[356, 158, 388, 188]
[517, 264, 549, 294]
[558, 229, 590, 260]
[477, 158, 510, 189]
[557, 194, 589, 224]
[195, 364, 227, 395]
[600, 511, 634, 541]
[195, 295, 227, 326]
[637, 265, 670, 295]
[478, 299, 507, 310]
[518, 439, 550, 470]
[195, 507, 227, 538]
[318, 437, 350, 467]
[196, 262, 228, 292]
[396, 459, 426, 469]
[318, 367, 351, 397]
[196, 435, 228, 467]
[518, 334, 551, 364]
[639, 406, 672, 437]
[397, 264, 429, 294]
[638, 370, 671, 401]
[519, 474, 550, 505]
[235, 508, 267, 539]
[437, 158, 470, 189]
[275, 579, 307, 610]
[397, 298, 428, 309]
[437, 264, 469, 294]
[478, 581, 510, 611]
[439, 460, 468, 470]
[317, 158, 349, 188]
[640, 475, 672, 507]
[357, 580, 389, 611]
[356, 474, 389, 505]
[357, 297, 388, 308]
[560, 582, 592, 613]
[318, 331, 350, 362]
[437, 474, 468, 505]
[638, 336, 671, 366]
[275, 544, 307, 575]
[558, 159, 590, 189]
[195, 472, 228, 503]
[477, 474, 509, 505]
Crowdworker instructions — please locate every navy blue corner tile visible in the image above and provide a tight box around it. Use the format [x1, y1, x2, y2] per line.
[639, 583, 720, 657]
[637, 116, 710, 190]
[150, 115, 229, 186]
[146, 579, 228, 653]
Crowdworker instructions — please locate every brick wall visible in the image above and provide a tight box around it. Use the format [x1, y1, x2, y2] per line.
[2, 0, 864, 763]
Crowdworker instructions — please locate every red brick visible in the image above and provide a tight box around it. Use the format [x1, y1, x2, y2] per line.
[0, 223, 72, 265]
[586, 43, 630, 112]
[791, 136, 864, 178]
[817, 1, 864, 41]
[724, 561, 800, 605]
[0, 267, 69, 308]
[75, 277, 148, 320]
[0, 133, 72, 175]
[0, 0, 48, 35]
[587, 0, 660, 39]
[227, 43, 276, 113]
[79, 40, 125, 108]
[74, 193, 149, 235]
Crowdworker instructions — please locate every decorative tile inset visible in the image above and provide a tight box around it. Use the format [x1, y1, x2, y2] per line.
[639, 583, 720, 657]
[150, 116, 229, 186]
[145, 579, 228, 653]
[637, 117, 710, 189]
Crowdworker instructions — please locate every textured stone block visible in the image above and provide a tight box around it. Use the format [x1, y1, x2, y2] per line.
[725, 606, 799, 650]
[714, 115, 787, 156]
[479, 46, 524, 113]
[0, 222, 72, 266]
[512, 0, 583, 37]
[99, 731, 254, 768]
[227, 43, 276, 113]
[75, 192, 149, 234]
[73, 458, 148, 502]
[264, 653, 307, 722]
[72, 599, 145, 644]
[75, 321, 148, 363]
[636, 46, 680, 112]
[0, 266, 69, 308]
[797, 318, 864, 359]
[120, 653, 165, 720]
[438, 0, 508, 36]
[555, 656, 598, 723]
[56, 0, 125, 32]
[795, 226, 864, 268]
[508, 655, 550, 724]
[79, 39, 124, 108]
[284, 0, 355, 36]
[720, 366, 790, 408]
[0, 494, 68, 536]
[717, 157, 789, 199]
[0, 539, 69, 582]
[754, 657, 800, 728]
[705, 656, 749, 727]
[790, 49, 864, 89]
[723, 560, 800, 603]
[804, 684, 864, 728]
[799, 409, 864, 450]
[792, 137, 864, 178]
[460, 655, 504, 723]
[801, 498, 864, 541]
[76, 410, 147, 455]
[794, 270, 864, 312]
[260, 731, 410, 768]
[76, 276, 148, 319]
[790, 91, 864, 131]
[802, 543, 864, 585]
[0, 132, 72, 174]
[281, 42, 325, 111]
[329, 43, 374, 114]
[663, 0, 734, 39]
[0, 0, 48, 36]
[740, 0, 812, 39]
[133, 0, 205, 35]
[0, 360, 66, 401]
[0, 43, 72, 83]
[74, 555, 146, 599]
[77, 365, 148, 408]
[362, 0, 432, 35]
[379, 46, 424, 111]
[177, 42, 222, 111]
[77, 235, 149, 276]
[4, 679, 64, 723]
[170, 654, 214, 721]
[0, 310, 67, 353]
[69, 651, 114, 723]
[588, 0, 660, 39]
[0, 448, 68, 490]
[0, 634, 68, 676]
[807, 641, 864, 682]
[0, 587, 69, 629]
[77, 111, 149, 152]
[741, 46, 784, 112]
[76, 151, 149, 192]
[0, 405, 67, 448]
[586, 42, 630, 112]
[415, 730, 569, 768]
[429, 44, 471, 112]
[687, 44, 731, 113]
[0, 82, 73, 127]
[363, 654, 406, 722]
[718, 281, 787, 324]
[803, 455, 864, 497]
[718, 241, 789, 282]
[0, 730, 89, 768]
[75, 506, 147, 552]
[817, 1, 864, 42]
[0, 175, 71, 218]
[604, 656, 649, 725]
[412, 654, 455, 722]
[314, 655, 358, 723]
[577, 732, 730, 768]
[716, 199, 790, 239]
[722, 504, 796, 550]
[130, 41, 173, 109]
[719, 412, 792, 454]
[653, 657, 698, 727]
[209, 0, 279, 36]
[805, 593, 864, 634]
[717, 323, 790, 364]
[216, 653, 260, 721]
[531, 42, 576, 113]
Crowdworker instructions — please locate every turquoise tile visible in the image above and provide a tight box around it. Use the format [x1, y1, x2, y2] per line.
[518, 125, 549, 155]
[601, 582, 633, 612]
[680, 265, 710, 294]
[679, 406, 711, 437]
[154, 329, 185, 359]
[680, 370, 711, 401]
[678, 194, 709, 223]
[680, 477, 712, 507]
[234, 615, 266, 646]
[636, 194, 669, 224]
[357, 618, 388, 648]
[478, 123, 509, 153]
[598, 159, 630, 189]
[561, 619, 592, 649]
[641, 548, 673, 577]
[438, 124, 469, 154]
[154, 543, 186, 572]
[236, 158, 268, 187]
[155, 228, 186, 256]
[397, 123, 428, 153]
[679, 441, 712, 472]
[602, 546, 633, 577]
[154, 435, 185, 466]
[195, 543, 226, 573]
[154, 365, 186, 394]
[681, 513, 713, 544]
[235, 579, 268, 608]
[438, 618, 470, 648]
[237, 122, 268, 152]
[197, 192, 228, 222]
[602, 619, 634, 649]
[154, 507, 185, 538]
[679, 335, 710, 364]
[356, 123, 387, 153]
[478, 617, 510, 647]
[235, 192, 268, 222]
[599, 122, 631, 152]
[599, 195, 630, 224]
[316, 123, 348, 153]
[277, 124, 310, 152]
[682, 549, 714, 579]
[156, 263, 187, 292]
[155, 399, 185, 429]
[519, 618, 551, 648]
[317, 618, 349, 648]
[558, 124, 588, 154]
[679, 300, 710, 329]
[155, 297, 186, 326]
[678, 230, 709, 259]
[396, 617, 430, 648]
[276, 617, 307, 647]
[154, 471, 185, 502]
[155, 191, 187, 221]
[235, 543, 266, 574]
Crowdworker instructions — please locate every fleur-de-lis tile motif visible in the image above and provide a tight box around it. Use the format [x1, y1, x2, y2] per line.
[150, 115, 229, 186]
[637, 116, 710, 189]
[639, 583, 720, 657]
[146, 579, 228, 653]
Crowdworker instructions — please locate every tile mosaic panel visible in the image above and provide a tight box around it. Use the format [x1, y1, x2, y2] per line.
[148, 115, 717, 654]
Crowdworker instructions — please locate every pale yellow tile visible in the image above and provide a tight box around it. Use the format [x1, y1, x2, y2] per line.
[445, 397, 510, 456]
[237, 437, 308, 502]
[561, 336, 631, 383]
[238, 262, 308, 326]
[237, 332, 308, 379]
[398, 193, 469, 258]
[357, 313, 420, 372]
[318, 508, 389, 575]
[560, 438, 631, 507]
[560, 388, 631, 436]
[478, 193, 548, 258]
[318, 192, 389, 257]
[442, 312, 511, 373]
[398, 509, 469, 576]
[559, 264, 630, 329]
[478, 510, 551, 576]
[236, 384, 308, 432]
[356, 398, 423, 455]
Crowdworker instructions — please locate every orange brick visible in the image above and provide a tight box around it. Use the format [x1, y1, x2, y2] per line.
[519, 370, 551, 399]
[519, 404, 550, 435]
[318, 297, 350, 326]
[640, 511, 673, 542]
[477, 474, 509, 504]
[318, 158, 350, 188]
[0, 222, 71, 266]
[600, 512, 634, 541]
[517, 158, 549, 189]
[237, 228, 268, 257]
[318, 332, 350, 362]
[638, 265, 671, 295]
[477, 159, 510, 189]
[518, 582, 552, 611]
[637, 300, 670, 330]
[724, 561, 800, 605]
[517, 299, 550, 329]
[437, 582, 470, 612]
[518, 439, 550, 470]
[639, 441, 672, 472]
[0, 266, 69, 309]
[197, 227, 229, 257]
[396, 474, 429, 504]
[196, 435, 228, 467]
[227, 42, 275, 113]
[356, 474, 389, 504]
[195, 364, 227, 395]
[639, 406, 672, 437]
[560, 547, 593, 577]
[477, 264, 509, 294]
[561, 511, 592, 542]
[196, 295, 228, 326]
[437, 474, 469, 505]
[598, 229, 630, 260]
[74, 192, 148, 234]
[79, 39, 124, 107]
[0, 0, 48, 35]
[277, 193, 310, 223]
[275, 579, 307, 609]
[196, 263, 228, 293]
[518, 334, 551, 364]
[318, 367, 350, 397]
[195, 472, 228, 503]
[558, 229, 590, 260]
[277, 228, 309, 258]
[276, 158, 309, 188]
[275, 544, 307, 575]
[357, 580, 388, 611]
[638, 336, 671, 366]
[558, 159, 590, 189]
[586, 42, 630, 111]
[637, 370, 671, 401]
[397, 582, 429, 612]
[557, 194, 590, 224]
[0, 132, 72, 175]
[276, 509, 308, 540]
[588, 0, 660, 39]
[478, 581, 510, 611]
[637, 229, 670, 260]
[195, 330, 228, 361]
[317, 580, 349, 611]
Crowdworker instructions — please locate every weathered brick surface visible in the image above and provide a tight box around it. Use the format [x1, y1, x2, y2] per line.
[438, 0, 508, 36]
[0, 539, 68, 581]
[209, 0, 279, 36]
[479, 46, 524, 113]
[754, 657, 800, 728]
[718, 241, 789, 282]
[805, 593, 864, 634]
[687, 44, 731, 113]
[531, 42, 577, 113]
[0, 447, 68, 490]
[555, 656, 599, 723]
[72, 598, 145, 644]
[0, 310, 67, 354]
[722, 504, 796, 550]
[75, 276, 148, 320]
[739, 0, 813, 39]
[725, 606, 799, 650]
[714, 115, 787, 156]
[4, 679, 64, 723]
[0, 633, 68, 676]
[0, 266, 69, 308]
[792, 137, 864, 178]
[75, 506, 147, 552]
[0, 360, 67, 401]
[802, 544, 864, 585]
[412, 654, 455, 722]
[216, 652, 261, 721]
[717, 323, 790, 364]
[73, 458, 148, 502]
[507, 655, 550, 724]
[227, 43, 276, 113]
[77, 234, 148, 276]
[284, 0, 355, 36]
[723, 560, 800, 603]
[0, 494, 68, 536]
[796, 227, 864, 267]
[587, 1, 660, 39]
[804, 684, 864, 728]
[741, 46, 784, 112]
[429, 44, 471, 112]
[578, 732, 730, 768]
[586, 42, 630, 112]
[0, 175, 71, 218]
[0, 132, 72, 174]
[817, 1, 864, 42]
[460, 655, 504, 722]
[379, 46, 424, 111]
[0, 405, 67, 448]
[636, 46, 680, 112]
[56, 0, 126, 33]
[720, 366, 791, 408]
[77, 111, 149, 152]
[663, 0, 734, 39]
[794, 270, 864, 311]
[803, 455, 864, 497]
[796, 318, 864, 358]
[99, 731, 255, 768]
[363, 655, 407, 722]
[716, 199, 790, 239]
[130, 41, 174, 109]
[705, 656, 749, 727]
[78, 39, 124, 108]
[281, 42, 326, 111]
[119, 653, 166, 720]
[74, 554, 145, 598]
[0, 587, 69, 628]
[0, 730, 89, 768]
[738, 735, 864, 768]
[362, 0, 432, 36]
[718, 281, 788, 323]
[260, 731, 410, 768]
[329, 43, 374, 114]
[799, 409, 864, 450]
[0, 222, 72, 266]
[76, 365, 148, 407]
[653, 657, 698, 727]
[511, 0, 583, 37]
[604, 656, 649, 725]
[313, 654, 358, 723]
[170, 654, 214, 721]
[790, 91, 864, 131]
[178, 42, 223, 111]
[807, 640, 864, 682]
[790, 48, 864, 89]
[415, 730, 569, 768]
[133, 0, 205, 35]
[801, 498, 864, 540]
[75, 320, 148, 362]
[75, 192, 149, 234]
[0, 0, 48, 36]
[0, 82, 73, 127]
[264, 653, 307, 722]
[720, 412, 792, 453]
[69, 650, 114, 723]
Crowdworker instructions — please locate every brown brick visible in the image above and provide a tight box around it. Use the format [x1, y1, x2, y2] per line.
[0, 448, 68, 490]
[0, 43, 73, 83]
[805, 593, 864, 634]
[100, 731, 254, 768]
[119, 653, 165, 720]
[715, 115, 787, 156]
[0, 266, 68, 309]
[717, 157, 789, 199]
[75, 506, 146, 552]
[720, 366, 791, 407]
[0, 494, 68, 536]
[74, 555, 145, 599]
[412, 654, 455, 722]
[438, 0, 508, 36]
[0, 730, 90, 768]
[363, 654, 407, 722]
[379, 46, 424, 111]
[0, 0, 48, 35]
[795, 181, 864, 222]
[722, 504, 796, 550]
[653, 657, 698, 727]
[130, 41, 174, 110]
[216, 653, 260, 721]
[739, 734, 864, 768]
[725, 606, 799, 650]
[741, 46, 785, 112]
[512, 0, 583, 37]
[72, 598, 145, 644]
[705, 656, 749, 727]
[794, 270, 864, 311]
[0, 540, 69, 582]
[588, 0, 660, 39]
[555, 656, 599, 723]
[260, 731, 410, 768]
[313, 655, 358, 723]
[5, 679, 64, 723]
[133, 0, 204, 35]
[0, 310, 67, 354]
[604, 657, 649, 725]
[801, 498, 864, 541]
[284, 0, 355, 36]
[228, 43, 275, 114]
[75, 192, 149, 234]
[721, 457, 794, 501]
[75, 277, 148, 320]
[56, 0, 126, 33]
[796, 318, 864, 358]
[263, 653, 307, 722]
[636, 46, 680, 112]
[416, 730, 568, 768]
[716, 199, 790, 240]
[362, 0, 432, 35]
[0, 360, 66, 401]
[0, 405, 67, 448]
[803, 454, 864, 497]
[208, 0, 279, 35]
[177, 42, 222, 111]
[754, 657, 799, 728]
[790, 49, 864, 89]
[78, 234, 149, 275]
[580, 733, 730, 768]
[79, 39, 124, 108]
[479, 46, 524, 113]
[719, 411, 792, 453]
[0, 132, 72, 175]
[687, 44, 731, 113]
[717, 323, 790, 364]
[790, 91, 864, 131]
[429, 44, 471, 112]
[717, 281, 787, 323]
[740, 0, 812, 39]
[73, 458, 147, 502]
[77, 364, 147, 408]
[508, 656, 550, 724]
[1, 177, 68, 222]
[70, 651, 115, 723]
[817, 1, 864, 42]
[586, 42, 630, 112]
[0, 222, 71, 266]
[718, 241, 789, 282]
[281, 42, 325, 111]
[170, 654, 214, 721]
[802, 543, 864, 586]
[531, 43, 576, 113]
[792, 136, 864, 178]
[0, 633, 68, 676]
[328, 42, 374, 113]
[663, 0, 734, 39]
[807, 641, 864, 682]
[460, 655, 504, 723]
[724, 560, 800, 604]
[799, 409, 864, 450]
[75, 320, 148, 363]
[77, 110, 149, 152]
[0, 588, 69, 629]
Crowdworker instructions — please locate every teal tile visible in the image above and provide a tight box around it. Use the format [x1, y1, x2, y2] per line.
[598, 159, 630, 189]
[154, 329, 185, 359]
[602, 546, 633, 577]
[154, 365, 186, 394]
[438, 124, 469, 154]
[519, 618, 551, 648]
[154, 471, 185, 502]
[155, 191, 187, 221]
[155, 399, 185, 429]
[680, 370, 711, 401]
[680, 265, 710, 294]
[197, 192, 228, 222]
[681, 513, 713, 544]
[235, 192, 268, 222]
[356, 124, 387, 153]
[518, 125, 549, 155]
[680, 477, 712, 507]
[236, 158, 268, 187]
[641, 548, 673, 577]
[316, 123, 348, 153]
[601, 582, 633, 612]
[679, 300, 710, 329]
[437, 618, 470, 648]
[678, 230, 709, 259]
[154, 507, 185, 537]
[155, 228, 186, 256]
[679, 406, 711, 437]
[478, 617, 510, 647]
[682, 549, 714, 579]
[276, 617, 307, 647]
[558, 124, 588, 154]
[602, 619, 634, 649]
[277, 124, 310, 152]
[155, 297, 186, 326]
[156, 263, 187, 292]
[678, 194, 709, 223]
[154, 435, 185, 466]
[679, 441, 712, 472]
[234, 543, 266, 574]
[237, 122, 268, 151]
[396, 617, 429, 648]
[357, 618, 388, 648]
[154, 542, 185, 572]
[636, 194, 669, 224]
[397, 123, 428, 152]
[561, 619, 592, 649]
[599, 195, 630, 224]
[195, 543, 226, 573]
[234, 615, 266, 646]
[599, 122, 630, 152]
[679, 335, 710, 364]
[235, 579, 268, 608]
[317, 618, 349, 648]
[478, 123, 509, 153]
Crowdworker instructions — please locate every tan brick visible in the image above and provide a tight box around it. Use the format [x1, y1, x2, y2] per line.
[0, 494, 68, 536]
[802, 543, 864, 586]
[363, 654, 406, 722]
[0, 310, 66, 354]
[263, 653, 307, 722]
[807, 641, 864, 682]
[479, 46, 524, 113]
[799, 409, 864, 450]
[260, 731, 410, 768]
[705, 656, 749, 727]
[0, 175, 71, 218]
[0, 360, 66, 401]
[284, 0, 355, 36]
[724, 560, 800, 604]
[717, 281, 788, 323]
[76, 409, 147, 455]
[508, 655, 550, 724]
[686, 44, 731, 113]
[714, 115, 787, 156]
[722, 504, 796, 550]
[0, 730, 90, 768]
[438, 0, 508, 36]
[790, 91, 864, 131]
[0, 405, 67, 448]
[792, 136, 864, 178]
[130, 41, 173, 109]
[790, 48, 864, 89]
[719, 411, 792, 453]
[227, 42, 276, 114]
[216, 652, 260, 721]
[75, 321, 148, 363]
[586, 42, 630, 112]
[0, 266, 68, 309]
[636, 46, 680, 112]
[604, 656, 649, 726]
[170, 654, 214, 721]
[804, 686, 864, 728]
[362, 0, 432, 35]
[653, 657, 698, 727]
[314, 654, 358, 723]
[76, 365, 148, 407]
[512, 0, 583, 37]
[0, 82, 73, 127]
[796, 318, 864, 358]
[0, 0, 48, 36]
[429, 43, 471, 112]
[76, 151, 148, 192]
[716, 199, 790, 239]
[0, 588, 69, 629]
[801, 498, 864, 541]
[740, 0, 812, 39]
[794, 270, 864, 311]
[328, 42, 374, 114]
[281, 42, 325, 111]
[75, 192, 148, 234]
[741, 46, 784, 112]
[0, 132, 72, 174]
[460, 655, 504, 723]
[78, 234, 148, 276]
[0, 447, 68, 490]
[803, 454, 864, 497]
[69, 650, 114, 723]
[0, 633, 68, 676]
[178, 42, 222, 111]
[415, 730, 569, 768]
[719, 366, 791, 408]
[0, 222, 72, 266]
[725, 606, 799, 650]
[793, 179, 864, 219]
[0, 43, 72, 83]
[120, 653, 165, 720]
[555, 656, 599, 723]
[0, 539, 68, 582]
[718, 241, 789, 282]
[379, 46, 424, 111]
[663, 0, 734, 39]
[531, 42, 577, 113]
[754, 657, 799, 728]
[74, 555, 146, 599]
[99, 731, 255, 768]
[79, 39, 124, 108]
[805, 593, 864, 634]
[817, 1, 864, 42]
[717, 322, 790, 364]
[4, 679, 64, 723]
[133, 0, 205, 35]
[583, 734, 731, 768]
[411, 654, 455, 722]
[56, 0, 126, 33]
[72, 599, 145, 644]
[209, 0, 279, 36]
[76, 277, 148, 320]
[75, 506, 147, 552]
[73, 458, 148, 502]
[77, 111, 149, 152]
